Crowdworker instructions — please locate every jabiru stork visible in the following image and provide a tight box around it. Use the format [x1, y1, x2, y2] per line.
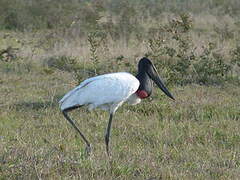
[59, 57, 175, 156]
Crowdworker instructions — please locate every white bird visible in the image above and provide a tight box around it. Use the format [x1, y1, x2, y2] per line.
[59, 57, 175, 155]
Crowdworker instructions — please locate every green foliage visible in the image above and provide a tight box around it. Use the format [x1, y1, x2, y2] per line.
[0, 0, 81, 31]
[0, 33, 22, 62]
[45, 55, 79, 72]
[0, 0, 240, 32]
[146, 14, 235, 85]
[146, 14, 195, 85]
[231, 45, 240, 67]
[44, 54, 107, 84]
[0, 46, 18, 62]
[87, 31, 108, 74]
[193, 43, 232, 84]
[42, 13, 238, 86]
[0, 59, 35, 74]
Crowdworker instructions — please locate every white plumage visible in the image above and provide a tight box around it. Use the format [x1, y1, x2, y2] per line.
[59, 72, 140, 113]
[59, 57, 174, 156]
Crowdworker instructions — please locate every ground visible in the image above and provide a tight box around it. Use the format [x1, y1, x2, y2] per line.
[0, 63, 239, 179]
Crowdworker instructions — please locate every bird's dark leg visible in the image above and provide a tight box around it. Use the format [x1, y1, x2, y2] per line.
[105, 113, 113, 156]
[62, 107, 91, 155]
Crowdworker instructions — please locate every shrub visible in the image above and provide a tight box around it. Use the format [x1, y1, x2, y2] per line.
[87, 31, 108, 75]
[45, 56, 79, 72]
[193, 43, 232, 84]
[146, 14, 235, 85]
[146, 14, 194, 85]
[0, 46, 18, 62]
[231, 45, 240, 67]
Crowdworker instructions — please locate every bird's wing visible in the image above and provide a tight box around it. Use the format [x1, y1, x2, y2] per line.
[59, 75, 101, 104]
[59, 72, 139, 110]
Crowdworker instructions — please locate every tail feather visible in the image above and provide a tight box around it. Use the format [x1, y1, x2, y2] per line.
[59, 88, 82, 111]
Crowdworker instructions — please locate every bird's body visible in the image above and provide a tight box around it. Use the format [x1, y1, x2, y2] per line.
[59, 57, 175, 156]
[59, 72, 140, 113]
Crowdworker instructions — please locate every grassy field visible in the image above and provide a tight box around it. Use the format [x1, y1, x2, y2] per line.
[1, 1, 240, 179]
[0, 58, 240, 179]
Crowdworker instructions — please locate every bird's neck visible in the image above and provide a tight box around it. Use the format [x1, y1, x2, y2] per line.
[136, 72, 152, 98]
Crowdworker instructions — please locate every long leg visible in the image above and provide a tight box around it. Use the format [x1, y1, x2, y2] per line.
[105, 113, 113, 156]
[62, 107, 91, 153]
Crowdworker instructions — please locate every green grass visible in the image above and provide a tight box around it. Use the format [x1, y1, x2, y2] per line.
[0, 61, 240, 179]
[1, 2, 240, 178]
[0, 11, 240, 178]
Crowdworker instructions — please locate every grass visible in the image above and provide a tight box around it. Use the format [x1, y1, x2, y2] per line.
[0, 10, 240, 179]
[0, 60, 240, 179]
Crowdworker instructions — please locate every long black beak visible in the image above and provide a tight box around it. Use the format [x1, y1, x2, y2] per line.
[147, 64, 175, 100]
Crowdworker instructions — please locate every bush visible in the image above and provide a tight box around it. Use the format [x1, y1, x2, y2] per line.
[45, 56, 79, 72]
[193, 43, 232, 84]
[146, 14, 235, 85]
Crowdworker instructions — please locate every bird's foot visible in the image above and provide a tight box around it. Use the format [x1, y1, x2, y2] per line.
[85, 145, 92, 156]
[107, 151, 112, 158]
[106, 146, 112, 158]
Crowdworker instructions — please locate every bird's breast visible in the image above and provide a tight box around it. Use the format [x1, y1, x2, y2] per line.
[136, 90, 149, 99]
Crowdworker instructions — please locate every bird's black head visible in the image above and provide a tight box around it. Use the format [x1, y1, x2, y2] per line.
[138, 57, 153, 70]
[136, 57, 175, 100]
